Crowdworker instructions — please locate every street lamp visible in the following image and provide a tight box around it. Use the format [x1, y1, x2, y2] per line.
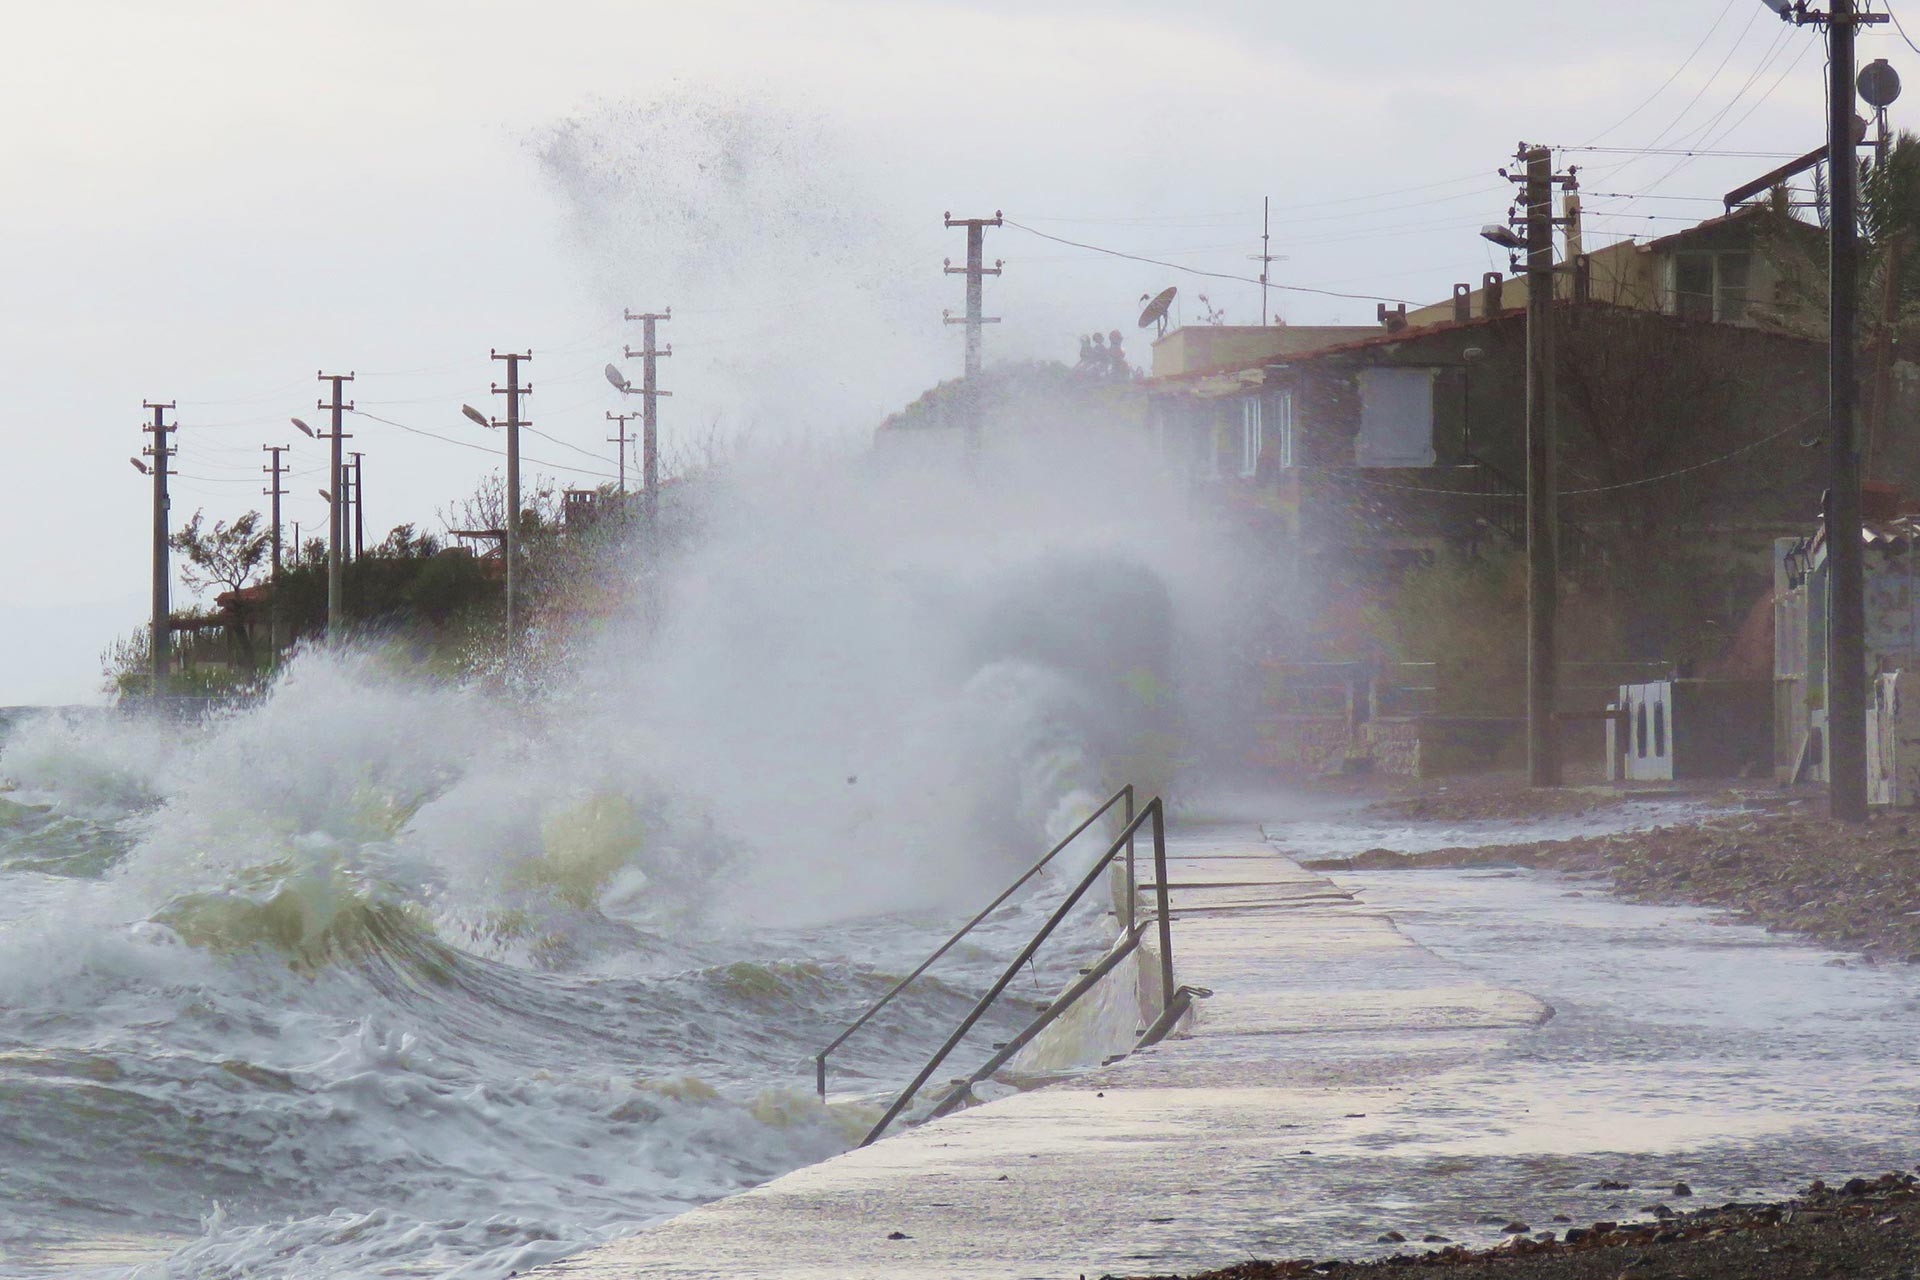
[291, 417, 315, 439]
[1479, 224, 1525, 251]
[461, 404, 492, 429]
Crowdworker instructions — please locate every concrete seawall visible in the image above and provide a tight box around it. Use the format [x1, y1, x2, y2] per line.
[543, 821, 1551, 1280]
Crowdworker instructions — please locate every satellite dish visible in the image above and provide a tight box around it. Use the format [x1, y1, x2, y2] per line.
[291, 417, 315, 438]
[1138, 287, 1177, 334]
[604, 363, 631, 393]
[1860, 58, 1902, 109]
[461, 404, 492, 429]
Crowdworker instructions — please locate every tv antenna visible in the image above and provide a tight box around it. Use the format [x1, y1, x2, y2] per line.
[1247, 196, 1288, 324]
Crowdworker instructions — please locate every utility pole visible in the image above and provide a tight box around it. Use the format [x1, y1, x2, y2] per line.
[1770, 0, 1884, 820]
[1562, 171, 1583, 289]
[943, 211, 1002, 454]
[1504, 143, 1576, 788]
[262, 444, 289, 652]
[490, 350, 531, 645]
[605, 410, 637, 494]
[349, 451, 365, 560]
[317, 372, 354, 636]
[1824, 0, 1872, 821]
[621, 309, 670, 530]
[142, 401, 176, 691]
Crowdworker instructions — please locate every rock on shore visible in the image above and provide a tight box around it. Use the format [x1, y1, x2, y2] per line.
[1120, 1170, 1920, 1279]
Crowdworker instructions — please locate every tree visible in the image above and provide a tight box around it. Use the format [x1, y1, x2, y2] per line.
[439, 473, 562, 540]
[1743, 136, 1920, 489]
[169, 509, 269, 598]
[373, 522, 442, 559]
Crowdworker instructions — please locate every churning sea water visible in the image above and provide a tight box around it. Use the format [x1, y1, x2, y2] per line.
[0, 660, 1125, 1280]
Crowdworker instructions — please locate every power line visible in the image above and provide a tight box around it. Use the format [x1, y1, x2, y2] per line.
[1563, 145, 1802, 157]
[1581, 191, 1742, 200]
[1297, 412, 1811, 499]
[1581, 0, 1741, 146]
[1625, 4, 1770, 159]
[1888, 0, 1920, 53]
[1000, 219, 1417, 305]
[350, 408, 621, 480]
[1703, 37, 1817, 150]
[523, 424, 612, 463]
[1565, 415, 1814, 494]
[1620, 23, 1800, 206]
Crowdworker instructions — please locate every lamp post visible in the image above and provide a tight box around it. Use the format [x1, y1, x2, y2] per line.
[1765, 0, 1884, 820]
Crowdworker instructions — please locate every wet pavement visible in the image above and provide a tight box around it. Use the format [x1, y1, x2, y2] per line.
[542, 802, 1920, 1280]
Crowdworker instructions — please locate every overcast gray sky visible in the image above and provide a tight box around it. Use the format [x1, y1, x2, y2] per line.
[0, 0, 1871, 704]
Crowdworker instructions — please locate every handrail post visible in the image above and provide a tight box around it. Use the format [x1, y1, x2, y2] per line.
[1123, 783, 1136, 934]
[1152, 799, 1174, 1018]
[816, 1053, 826, 1101]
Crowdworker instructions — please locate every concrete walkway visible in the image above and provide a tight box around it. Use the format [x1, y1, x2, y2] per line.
[543, 822, 1550, 1280]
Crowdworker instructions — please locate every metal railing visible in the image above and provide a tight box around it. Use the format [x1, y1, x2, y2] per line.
[814, 784, 1138, 1101]
[855, 795, 1181, 1148]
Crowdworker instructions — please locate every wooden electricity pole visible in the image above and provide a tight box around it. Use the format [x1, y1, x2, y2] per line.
[1824, 0, 1872, 821]
[142, 401, 176, 689]
[262, 443, 288, 652]
[622, 309, 670, 531]
[349, 451, 365, 560]
[605, 410, 637, 494]
[943, 211, 1002, 454]
[1504, 143, 1576, 788]
[490, 350, 531, 645]
[317, 372, 354, 636]
[1769, 0, 1884, 818]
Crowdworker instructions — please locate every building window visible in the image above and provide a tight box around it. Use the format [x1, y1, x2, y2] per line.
[1356, 368, 1437, 467]
[1717, 253, 1751, 322]
[1670, 252, 1751, 323]
[1273, 389, 1295, 469]
[1240, 397, 1262, 477]
[1653, 700, 1667, 758]
[1207, 404, 1230, 478]
[1636, 701, 1648, 758]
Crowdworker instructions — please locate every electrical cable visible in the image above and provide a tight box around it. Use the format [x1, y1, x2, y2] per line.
[1887, 0, 1920, 55]
[523, 424, 614, 463]
[1621, 24, 1800, 205]
[1581, 191, 1734, 201]
[1700, 37, 1815, 153]
[1294, 412, 1812, 499]
[1581, 0, 1741, 146]
[1578, 4, 1769, 185]
[349, 409, 621, 481]
[1564, 146, 1803, 157]
[1000, 220, 1417, 304]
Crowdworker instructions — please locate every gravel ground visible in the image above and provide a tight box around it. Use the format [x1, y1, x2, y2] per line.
[1116, 1173, 1920, 1279]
